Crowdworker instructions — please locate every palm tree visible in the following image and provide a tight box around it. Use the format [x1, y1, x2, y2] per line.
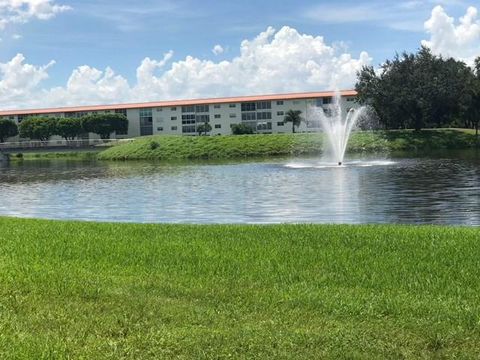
[284, 110, 303, 133]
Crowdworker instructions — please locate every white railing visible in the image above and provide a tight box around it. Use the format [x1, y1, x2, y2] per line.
[0, 138, 134, 150]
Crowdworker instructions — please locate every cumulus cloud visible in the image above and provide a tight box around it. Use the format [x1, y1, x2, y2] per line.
[0, 0, 71, 29]
[0, 26, 372, 109]
[422, 5, 480, 64]
[212, 44, 224, 55]
[128, 26, 370, 101]
[0, 53, 54, 105]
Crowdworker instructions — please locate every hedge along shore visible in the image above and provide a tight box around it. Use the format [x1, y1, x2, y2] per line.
[0, 217, 479, 358]
[97, 129, 478, 161]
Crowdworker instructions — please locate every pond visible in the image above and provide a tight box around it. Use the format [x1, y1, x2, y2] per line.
[0, 151, 479, 225]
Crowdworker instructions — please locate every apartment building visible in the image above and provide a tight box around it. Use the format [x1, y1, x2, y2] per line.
[0, 90, 358, 141]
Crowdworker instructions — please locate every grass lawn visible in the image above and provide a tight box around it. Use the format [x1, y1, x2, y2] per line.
[1, 217, 479, 358]
[13, 150, 100, 161]
[97, 129, 478, 161]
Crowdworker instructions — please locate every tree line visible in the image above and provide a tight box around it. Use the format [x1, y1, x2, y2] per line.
[0, 113, 128, 143]
[356, 46, 480, 135]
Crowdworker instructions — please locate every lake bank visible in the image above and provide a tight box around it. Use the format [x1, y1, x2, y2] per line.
[97, 129, 478, 161]
[0, 217, 479, 358]
[4, 129, 477, 162]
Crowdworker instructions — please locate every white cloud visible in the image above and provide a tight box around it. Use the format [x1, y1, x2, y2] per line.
[212, 44, 224, 56]
[0, 0, 71, 30]
[303, 1, 469, 32]
[0, 26, 372, 109]
[44, 66, 131, 107]
[0, 53, 54, 104]
[12, 33, 22, 39]
[422, 5, 480, 64]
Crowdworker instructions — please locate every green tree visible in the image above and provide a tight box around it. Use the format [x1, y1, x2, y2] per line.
[197, 122, 212, 136]
[81, 114, 129, 139]
[284, 110, 303, 133]
[231, 123, 254, 135]
[0, 119, 18, 143]
[54, 117, 83, 140]
[460, 56, 480, 141]
[19, 117, 56, 141]
[356, 47, 470, 131]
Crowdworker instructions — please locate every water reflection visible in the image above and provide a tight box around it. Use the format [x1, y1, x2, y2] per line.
[0, 152, 478, 225]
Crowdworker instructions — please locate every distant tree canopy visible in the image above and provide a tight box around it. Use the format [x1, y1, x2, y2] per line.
[231, 123, 254, 135]
[18, 113, 129, 141]
[0, 119, 18, 143]
[197, 122, 212, 136]
[283, 110, 303, 133]
[55, 117, 83, 140]
[355, 46, 477, 131]
[19, 117, 56, 141]
[81, 114, 129, 139]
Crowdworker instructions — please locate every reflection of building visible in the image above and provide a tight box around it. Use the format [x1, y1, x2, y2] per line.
[0, 90, 357, 140]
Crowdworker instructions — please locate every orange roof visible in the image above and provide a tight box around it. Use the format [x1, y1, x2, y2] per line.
[0, 90, 357, 116]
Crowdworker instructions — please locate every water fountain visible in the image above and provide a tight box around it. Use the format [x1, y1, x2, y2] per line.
[311, 93, 367, 166]
[285, 95, 395, 170]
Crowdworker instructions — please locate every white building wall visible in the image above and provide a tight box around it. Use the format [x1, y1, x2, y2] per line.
[2, 94, 359, 142]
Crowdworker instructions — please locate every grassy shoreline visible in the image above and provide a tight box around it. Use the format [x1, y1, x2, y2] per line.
[4, 129, 477, 162]
[0, 217, 479, 358]
[98, 129, 477, 161]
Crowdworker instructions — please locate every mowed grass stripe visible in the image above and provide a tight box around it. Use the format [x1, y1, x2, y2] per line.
[0, 218, 479, 358]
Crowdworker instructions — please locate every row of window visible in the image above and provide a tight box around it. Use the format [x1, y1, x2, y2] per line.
[157, 124, 223, 132]
[181, 104, 210, 113]
[241, 112, 272, 121]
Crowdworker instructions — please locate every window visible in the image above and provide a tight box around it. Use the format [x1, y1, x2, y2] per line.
[257, 112, 272, 120]
[346, 97, 355, 102]
[115, 109, 127, 116]
[242, 112, 256, 121]
[182, 125, 196, 133]
[256, 101, 271, 110]
[171, 116, 177, 121]
[214, 104, 221, 109]
[156, 108, 163, 112]
[196, 114, 210, 123]
[277, 111, 284, 116]
[182, 105, 195, 113]
[229, 104, 236, 108]
[140, 108, 153, 118]
[229, 113, 237, 118]
[241, 102, 256, 112]
[157, 127, 163, 131]
[214, 114, 221, 119]
[323, 97, 333, 105]
[215, 124, 221, 129]
[276, 100, 284, 105]
[257, 122, 272, 131]
[293, 100, 301, 105]
[182, 114, 196, 124]
[196, 104, 209, 113]
[277, 122, 284, 126]
[171, 126, 178, 131]
[140, 108, 153, 135]
[171, 107, 177, 111]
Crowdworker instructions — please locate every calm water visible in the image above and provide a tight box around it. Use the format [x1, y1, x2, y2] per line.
[0, 152, 479, 225]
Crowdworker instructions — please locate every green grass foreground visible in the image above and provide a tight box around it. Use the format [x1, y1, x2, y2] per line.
[97, 129, 477, 160]
[1, 218, 480, 358]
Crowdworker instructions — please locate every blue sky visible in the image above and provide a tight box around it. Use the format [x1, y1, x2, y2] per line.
[0, 0, 479, 108]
